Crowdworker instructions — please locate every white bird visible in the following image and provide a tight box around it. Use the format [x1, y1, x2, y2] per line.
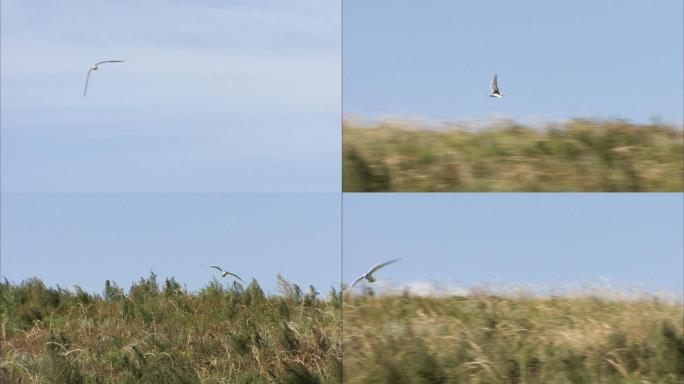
[349, 258, 401, 290]
[83, 60, 125, 97]
[488, 73, 503, 98]
[208, 265, 244, 282]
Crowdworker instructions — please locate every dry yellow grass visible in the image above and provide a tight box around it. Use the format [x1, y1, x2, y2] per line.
[1, 275, 341, 383]
[343, 293, 683, 383]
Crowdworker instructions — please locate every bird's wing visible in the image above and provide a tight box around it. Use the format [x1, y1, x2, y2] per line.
[225, 272, 244, 282]
[348, 275, 366, 290]
[209, 265, 224, 273]
[83, 69, 93, 97]
[367, 258, 401, 275]
[490, 74, 499, 93]
[95, 60, 125, 65]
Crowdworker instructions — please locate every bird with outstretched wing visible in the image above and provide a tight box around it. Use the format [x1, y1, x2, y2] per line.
[208, 265, 244, 282]
[83, 60, 125, 97]
[349, 258, 401, 290]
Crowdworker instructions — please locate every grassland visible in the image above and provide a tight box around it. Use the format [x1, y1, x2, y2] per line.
[343, 119, 684, 192]
[3, 277, 682, 383]
[0, 275, 341, 383]
[343, 292, 683, 383]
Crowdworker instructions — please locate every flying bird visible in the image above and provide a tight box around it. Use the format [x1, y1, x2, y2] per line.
[83, 60, 125, 97]
[208, 265, 244, 282]
[488, 73, 503, 98]
[349, 258, 401, 290]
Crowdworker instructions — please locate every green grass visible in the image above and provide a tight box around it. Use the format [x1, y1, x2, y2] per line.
[343, 292, 683, 383]
[0, 274, 341, 383]
[343, 119, 684, 192]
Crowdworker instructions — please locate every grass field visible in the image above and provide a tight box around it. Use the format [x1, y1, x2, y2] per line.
[343, 292, 683, 383]
[343, 119, 684, 192]
[3, 277, 681, 383]
[0, 275, 341, 383]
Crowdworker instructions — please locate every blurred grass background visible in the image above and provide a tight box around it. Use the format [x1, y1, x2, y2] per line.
[343, 119, 683, 192]
[3, 276, 682, 383]
[343, 292, 683, 383]
[0, 274, 341, 383]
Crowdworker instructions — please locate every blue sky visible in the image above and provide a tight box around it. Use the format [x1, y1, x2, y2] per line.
[1, 193, 340, 294]
[2, 2, 682, 297]
[1, 0, 340, 193]
[344, 194, 683, 296]
[344, 0, 683, 124]
[4, 192, 680, 296]
[0, 1, 341, 294]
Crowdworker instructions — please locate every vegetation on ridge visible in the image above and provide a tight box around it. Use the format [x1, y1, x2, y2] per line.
[343, 118, 684, 192]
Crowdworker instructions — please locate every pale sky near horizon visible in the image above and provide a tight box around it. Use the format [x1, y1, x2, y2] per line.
[344, 0, 683, 125]
[1, 193, 341, 294]
[3, 193, 680, 296]
[344, 194, 683, 297]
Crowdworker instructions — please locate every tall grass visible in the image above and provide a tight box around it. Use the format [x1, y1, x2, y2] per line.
[343, 119, 684, 192]
[343, 292, 683, 383]
[3, 276, 681, 382]
[0, 274, 341, 383]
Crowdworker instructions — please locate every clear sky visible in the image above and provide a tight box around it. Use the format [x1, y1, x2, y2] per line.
[344, 0, 683, 125]
[1, 193, 340, 294]
[1, 0, 340, 193]
[0, 1, 341, 294]
[343, 194, 683, 296]
[2, 2, 682, 298]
